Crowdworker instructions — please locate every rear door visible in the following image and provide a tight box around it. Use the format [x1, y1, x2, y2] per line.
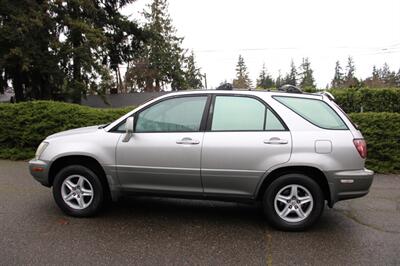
[201, 94, 292, 197]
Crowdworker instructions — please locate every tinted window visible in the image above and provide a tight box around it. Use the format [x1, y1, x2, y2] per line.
[135, 96, 207, 132]
[211, 96, 265, 131]
[274, 96, 347, 129]
[266, 109, 286, 130]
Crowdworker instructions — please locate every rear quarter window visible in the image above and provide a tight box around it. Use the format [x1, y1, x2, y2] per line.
[274, 96, 348, 130]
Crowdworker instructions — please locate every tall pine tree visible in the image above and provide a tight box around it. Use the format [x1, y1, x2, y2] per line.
[183, 51, 203, 89]
[363, 63, 400, 88]
[283, 60, 297, 86]
[256, 63, 274, 89]
[331, 61, 344, 88]
[0, 0, 144, 102]
[343, 56, 359, 88]
[232, 55, 252, 89]
[126, 0, 187, 92]
[380, 63, 397, 86]
[275, 70, 283, 88]
[288, 60, 297, 86]
[396, 68, 400, 87]
[299, 57, 315, 89]
[0, 0, 63, 101]
[55, 0, 144, 102]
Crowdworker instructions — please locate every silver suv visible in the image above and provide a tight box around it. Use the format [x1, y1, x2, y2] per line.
[29, 89, 373, 231]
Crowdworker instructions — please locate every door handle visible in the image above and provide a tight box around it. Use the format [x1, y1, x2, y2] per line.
[176, 137, 200, 145]
[264, 137, 288, 145]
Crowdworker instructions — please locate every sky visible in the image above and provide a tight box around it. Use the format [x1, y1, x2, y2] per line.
[123, 0, 400, 89]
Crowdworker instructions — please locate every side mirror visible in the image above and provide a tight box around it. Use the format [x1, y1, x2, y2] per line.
[122, 116, 134, 142]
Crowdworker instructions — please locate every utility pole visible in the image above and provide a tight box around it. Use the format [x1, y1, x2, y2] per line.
[203, 73, 208, 89]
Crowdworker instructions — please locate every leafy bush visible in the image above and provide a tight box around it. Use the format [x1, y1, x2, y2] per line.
[0, 101, 399, 173]
[349, 112, 400, 173]
[331, 88, 400, 113]
[0, 101, 132, 160]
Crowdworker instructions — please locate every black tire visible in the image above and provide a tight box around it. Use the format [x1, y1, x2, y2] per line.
[53, 165, 104, 217]
[262, 173, 324, 231]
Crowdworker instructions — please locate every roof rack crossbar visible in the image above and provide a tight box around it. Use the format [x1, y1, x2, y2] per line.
[277, 84, 303, 94]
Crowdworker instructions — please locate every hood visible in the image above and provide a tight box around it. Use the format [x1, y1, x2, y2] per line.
[47, 125, 103, 139]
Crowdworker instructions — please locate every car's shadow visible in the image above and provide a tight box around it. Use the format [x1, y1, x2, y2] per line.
[95, 196, 343, 233]
[105, 196, 264, 223]
[38, 194, 360, 265]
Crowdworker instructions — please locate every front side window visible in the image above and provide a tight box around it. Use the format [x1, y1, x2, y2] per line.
[274, 96, 348, 130]
[135, 96, 207, 132]
[211, 96, 286, 131]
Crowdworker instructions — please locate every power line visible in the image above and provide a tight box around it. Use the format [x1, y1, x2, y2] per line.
[193, 41, 400, 54]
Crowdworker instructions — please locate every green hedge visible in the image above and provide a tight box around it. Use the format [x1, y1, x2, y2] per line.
[330, 88, 400, 113]
[0, 101, 399, 173]
[349, 112, 400, 173]
[0, 101, 132, 160]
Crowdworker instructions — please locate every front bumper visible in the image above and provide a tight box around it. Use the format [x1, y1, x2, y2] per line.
[29, 159, 51, 187]
[327, 168, 374, 207]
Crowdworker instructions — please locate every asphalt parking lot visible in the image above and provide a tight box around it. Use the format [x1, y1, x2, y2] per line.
[0, 160, 399, 265]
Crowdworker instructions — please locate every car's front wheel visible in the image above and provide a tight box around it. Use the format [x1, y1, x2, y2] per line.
[53, 165, 104, 217]
[262, 173, 324, 231]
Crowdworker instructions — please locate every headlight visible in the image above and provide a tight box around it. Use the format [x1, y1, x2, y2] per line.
[35, 141, 49, 160]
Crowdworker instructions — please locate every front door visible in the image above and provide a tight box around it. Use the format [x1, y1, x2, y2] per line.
[116, 95, 209, 194]
[201, 95, 292, 197]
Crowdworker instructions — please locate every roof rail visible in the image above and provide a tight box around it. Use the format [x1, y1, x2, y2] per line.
[318, 91, 335, 100]
[278, 84, 303, 94]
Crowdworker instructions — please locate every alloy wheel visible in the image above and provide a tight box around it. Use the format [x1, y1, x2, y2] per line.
[274, 184, 314, 223]
[61, 175, 94, 210]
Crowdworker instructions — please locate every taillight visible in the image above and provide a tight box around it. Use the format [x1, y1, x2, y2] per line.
[353, 139, 367, 159]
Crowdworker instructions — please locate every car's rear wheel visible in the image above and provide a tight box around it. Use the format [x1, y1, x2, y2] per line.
[262, 173, 324, 231]
[53, 165, 104, 217]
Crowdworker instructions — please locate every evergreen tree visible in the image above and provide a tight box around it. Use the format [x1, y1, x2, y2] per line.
[183, 51, 203, 89]
[396, 69, 400, 87]
[299, 57, 315, 89]
[345, 56, 356, 80]
[372, 65, 380, 80]
[331, 61, 344, 88]
[282, 74, 290, 86]
[103, 1, 147, 94]
[275, 71, 283, 88]
[380, 63, 397, 86]
[0, 0, 144, 102]
[282, 60, 297, 86]
[380, 63, 390, 79]
[0, 0, 63, 101]
[126, 0, 187, 92]
[256, 63, 274, 89]
[232, 55, 252, 89]
[55, 0, 145, 102]
[343, 56, 359, 88]
[364, 65, 384, 87]
[286, 60, 297, 86]
[363, 63, 398, 88]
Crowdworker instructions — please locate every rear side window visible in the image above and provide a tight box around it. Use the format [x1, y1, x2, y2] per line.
[266, 109, 286, 130]
[211, 96, 286, 131]
[333, 101, 359, 129]
[212, 96, 264, 131]
[274, 96, 348, 130]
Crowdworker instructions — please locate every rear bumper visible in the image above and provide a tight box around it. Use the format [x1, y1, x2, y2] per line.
[29, 159, 51, 187]
[326, 168, 374, 207]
